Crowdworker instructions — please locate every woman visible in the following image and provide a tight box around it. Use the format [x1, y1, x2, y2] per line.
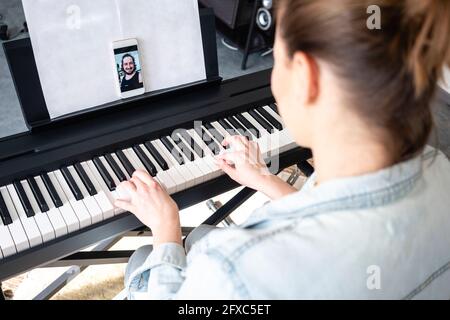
[115, 0, 450, 299]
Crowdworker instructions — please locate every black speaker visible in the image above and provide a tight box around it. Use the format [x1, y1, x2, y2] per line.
[256, 0, 274, 32]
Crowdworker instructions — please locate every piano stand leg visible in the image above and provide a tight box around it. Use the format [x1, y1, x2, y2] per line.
[297, 160, 315, 178]
[0, 283, 5, 300]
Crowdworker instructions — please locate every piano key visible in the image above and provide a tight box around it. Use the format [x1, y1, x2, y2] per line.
[194, 126, 221, 155]
[0, 212, 16, 258]
[116, 150, 135, 177]
[46, 172, 80, 232]
[179, 130, 203, 158]
[144, 141, 168, 170]
[6, 184, 43, 247]
[74, 163, 97, 196]
[177, 134, 215, 182]
[41, 172, 63, 208]
[170, 137, 204, 185]
[133, 145, 157, 176]
[153, 140, 192, 189]
[235, 113, 260, 138]
[122, 149, 166, 191]
[105, 154, 127, 182]
[54, 170, 92, 229]
[242, 112, 274, 156]
[218, 118, 236, 135]
[81, 162, 115, 220]
[67, 166, 103, 224]
[27, 177, 50, 213]
[0, 187, 29, 252]
[242, 112, 269, 137]
[171, 134, 195, 161]
[161, 136, 185, 165]
[262, 105, 284, 125]
[204, 122, 225, 144]
[159, 138, 196, 187]
[138, 144, 177, 193]
[188, 129, 222, 179]
[86, 160, 123, 216]
[227, 116, 249, 138]
[0, 190, 12, 225]
[93, 156, 116, 191]
[34, 176, 68, 238]
[248, 109, 274, 133]
[99, 156, 121, 190]
[257, 107, 283, 130]
[13, 181, 34, 217]
[21, 180, 55, 242]
[61, 167, 83, 201]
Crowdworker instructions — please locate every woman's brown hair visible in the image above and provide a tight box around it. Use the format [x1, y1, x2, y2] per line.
[276, 0, 450, 162]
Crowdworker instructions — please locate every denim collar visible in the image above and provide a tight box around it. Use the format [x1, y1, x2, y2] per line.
[242, 150, 432, 228]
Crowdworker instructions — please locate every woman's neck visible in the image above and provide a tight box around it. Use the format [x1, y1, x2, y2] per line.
[311, 133, 394, 186]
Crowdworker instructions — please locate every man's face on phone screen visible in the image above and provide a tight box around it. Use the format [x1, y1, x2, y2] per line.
[123, 56, 136, 75]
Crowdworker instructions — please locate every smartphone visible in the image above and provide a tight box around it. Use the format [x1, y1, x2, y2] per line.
[113, 38, 145, 98]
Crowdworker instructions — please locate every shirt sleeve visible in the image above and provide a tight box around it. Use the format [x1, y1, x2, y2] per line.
[126, 242, 246, 300]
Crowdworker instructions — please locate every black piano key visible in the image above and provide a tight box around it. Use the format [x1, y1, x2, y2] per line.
[194, 126, 221, 155]
[61, 167, 84, 201]
[27, 177, 49, 212]
[105, 154, 126, 182]
[144, 142, 168, 170]
[161, 137, 185, 165]
[269, 103, 278, 113]
[41, 173, 63, 208]
[227, 116, 249, 138]
[204, 123, 224, 144]
[236, 113, 260, 138]
[0, 192, 12, 225]
[257, 107, 283, 130]
[218, 118, 236, 135]
[93, 157, 116, 191]
[248, 109, 274, 133]
[180, 131, 203, 158]
[133, 145, 157, 176]
[172, 136, 195, 161]
[74, 163, 97, 196]
[13, 181, 34, 217]
[116, 150, 135, 177]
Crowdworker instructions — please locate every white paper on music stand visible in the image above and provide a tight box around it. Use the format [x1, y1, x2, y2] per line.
[22, 0, 206, 119]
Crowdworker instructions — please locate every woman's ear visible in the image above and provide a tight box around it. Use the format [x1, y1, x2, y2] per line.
[292, 51, 320, 105]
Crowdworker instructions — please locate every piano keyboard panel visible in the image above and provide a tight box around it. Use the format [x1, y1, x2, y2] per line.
[0, 104, 297, 259]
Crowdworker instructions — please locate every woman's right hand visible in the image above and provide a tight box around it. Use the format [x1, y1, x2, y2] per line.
[215, 136, 297, 200]
[214, 135, 271, 191]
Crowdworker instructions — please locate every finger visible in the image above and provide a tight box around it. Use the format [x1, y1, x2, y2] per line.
[216, 158, 237, 177]
[132, 170, 157, 187]
[114, 199, 135, 212]
[118, 180, 137, 193]
[215, 150, 244, 164]
[130, 177, 150, 193]
[222, 135, 245, 148]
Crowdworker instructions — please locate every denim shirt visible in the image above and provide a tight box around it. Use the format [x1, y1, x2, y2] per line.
[125, 147, 450, 299]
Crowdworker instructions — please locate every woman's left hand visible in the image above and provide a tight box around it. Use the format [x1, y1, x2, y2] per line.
[114, 170, 182, 247]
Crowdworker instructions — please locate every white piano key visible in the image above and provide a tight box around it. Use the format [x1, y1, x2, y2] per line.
[34, 176, 68, 238]
[242, 112, 273, 156]
[21, 180, 55, 242]
[86, 160, 123, 216]
[169, 136, 204, 185]
[177, 132, 215, 181]
[99, 156, 121, 190]
[6, 184, 43, 247]
[111, 153, 131, 180]
[263, 105, 284, 126]
[81, 162, 115, 220]
[211, 121, 232, 139]
[46, 172, 80, 233]
[0, 215, 16, 258]
[67, 166, 103, 224]
[188, 129, 222, 179]
[54, 170, 92, 229]
[139, 144, 178, 194]
[1, 186, 30, 253]
[152, 140, 190, 190]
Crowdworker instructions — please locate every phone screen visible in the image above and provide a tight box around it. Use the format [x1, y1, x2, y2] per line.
[114, 44, 144, 95]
